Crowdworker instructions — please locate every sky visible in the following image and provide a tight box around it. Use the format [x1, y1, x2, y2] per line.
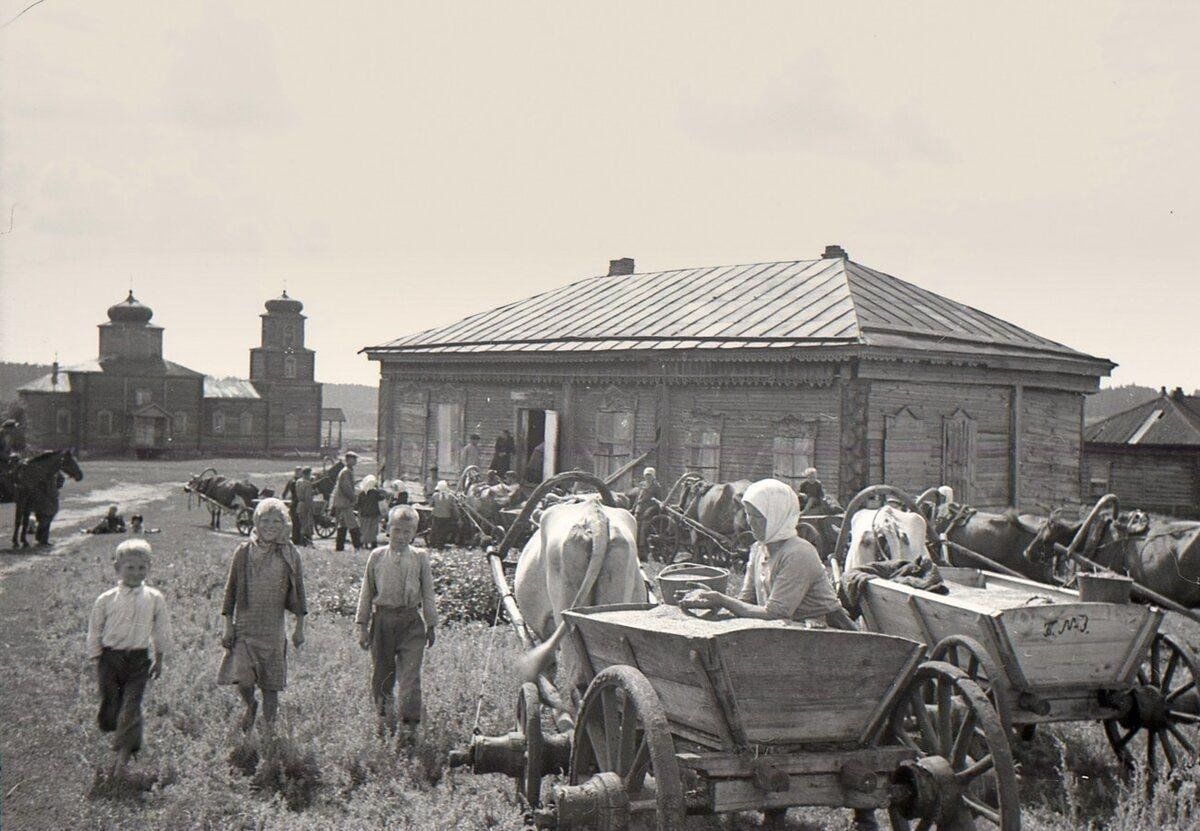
[0, 1, 1197, 388]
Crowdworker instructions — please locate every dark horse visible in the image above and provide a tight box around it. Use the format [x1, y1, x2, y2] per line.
[11, 449, 84, 548]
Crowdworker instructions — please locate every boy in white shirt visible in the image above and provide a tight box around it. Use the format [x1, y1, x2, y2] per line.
[86, 539, 173, 776]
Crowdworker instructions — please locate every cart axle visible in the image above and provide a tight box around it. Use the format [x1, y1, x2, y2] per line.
[448, 731, 570, 780]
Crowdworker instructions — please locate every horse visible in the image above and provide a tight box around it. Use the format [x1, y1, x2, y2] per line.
[11, 449, 84, 548]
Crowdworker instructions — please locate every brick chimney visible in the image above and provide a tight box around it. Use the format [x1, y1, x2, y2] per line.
[1172, 387, 1185, 401]
[823, 244, 848, 260]
[51, 359, 60, 387]
[608, 257, 635, 276]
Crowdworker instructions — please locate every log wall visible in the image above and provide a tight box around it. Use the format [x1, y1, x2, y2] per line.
[1082, 445, 1200, 519]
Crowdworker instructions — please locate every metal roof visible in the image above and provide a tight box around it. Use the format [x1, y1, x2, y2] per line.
[18, 371, 72, 393]
[202, 376, 261, 399]
[364, 256, 1109, 367]
[321, 407, 346, 422]
[1085, 391, 1200, 446]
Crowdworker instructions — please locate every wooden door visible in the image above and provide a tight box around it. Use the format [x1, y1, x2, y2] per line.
[544, 410, 559, 481]
[942, 410, 976, 503]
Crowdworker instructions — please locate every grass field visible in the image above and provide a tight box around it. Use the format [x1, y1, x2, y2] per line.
[2, 457, 1199, 830]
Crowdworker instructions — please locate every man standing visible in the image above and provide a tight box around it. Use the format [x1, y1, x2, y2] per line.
[634, 467, 663, 558]
[525, 442, 545, 485]
[281, 467, 303, 544]
[489, 429, 515, 474]
[460, 434, 481, 473]
[331, 451, 361, 551]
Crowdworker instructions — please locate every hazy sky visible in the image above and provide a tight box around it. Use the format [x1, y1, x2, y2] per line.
[1, 1, 1197, 388]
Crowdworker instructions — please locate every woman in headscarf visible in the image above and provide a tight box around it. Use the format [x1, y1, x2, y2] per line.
[356, 474, 387, 549]
[681, 478, 852, 628]
[218, 498, 307, 734]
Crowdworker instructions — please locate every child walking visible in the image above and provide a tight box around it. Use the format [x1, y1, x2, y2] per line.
[86, 539, 173, 776]
[356, 505, 438, 743]
[218, 498, 307, 734]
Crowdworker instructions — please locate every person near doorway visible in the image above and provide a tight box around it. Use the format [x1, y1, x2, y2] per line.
[525, 442, 545, 485]
[331, 452, 361, 551]
[460, 434, 481, 473]
[424, 465, 439, 503]
[281, 467, 303, 544]
[489, 429, 515, 474]
[429, 481, 456, 549]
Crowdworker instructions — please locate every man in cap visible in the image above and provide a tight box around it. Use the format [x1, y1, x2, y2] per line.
[330, 451, 361, 551]
[280, 466, 304, 544]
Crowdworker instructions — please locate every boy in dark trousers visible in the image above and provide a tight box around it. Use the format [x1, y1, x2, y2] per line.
[86, 539, 173, 776]
[356, 505, 438, 744]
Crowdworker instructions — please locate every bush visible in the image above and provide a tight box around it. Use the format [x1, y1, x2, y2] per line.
[429, 547, 501, 625]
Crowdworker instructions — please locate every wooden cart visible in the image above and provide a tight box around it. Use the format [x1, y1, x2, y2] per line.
[454, 605, 1020, 829]
[857, 566, 1200, 777]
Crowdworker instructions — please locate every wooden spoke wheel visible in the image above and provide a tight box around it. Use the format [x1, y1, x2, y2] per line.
[1104, 632, 1200, 780]
[644, 515, 678, 564]
[930, 635, 1014, 737]
[314, 511, 336, 539]
[570, 665, 685, 831]
[516, 682, 546, 807]
[887, 661, 1020, 831]
[235, 507, 253, 536]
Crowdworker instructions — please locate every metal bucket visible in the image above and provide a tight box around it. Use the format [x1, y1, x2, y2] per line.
[1077, 573, 1132, 604]
[656, 562, 730, 606]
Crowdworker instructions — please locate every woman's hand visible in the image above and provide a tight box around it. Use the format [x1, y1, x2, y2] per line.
[221, 620, 236, 650]
[358, 625, 370, 651]
[425, 626, 436, 648]
[292, 619, 306, 649]
[679, 588, 725, 610]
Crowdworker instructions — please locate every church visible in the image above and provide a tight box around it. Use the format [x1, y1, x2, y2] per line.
[18, 291, 323, 456]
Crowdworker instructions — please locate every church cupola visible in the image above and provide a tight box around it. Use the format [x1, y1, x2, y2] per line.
[250, 289, 314, 382]
[107, 290, 154, 325]
[99, 290, 163, 360]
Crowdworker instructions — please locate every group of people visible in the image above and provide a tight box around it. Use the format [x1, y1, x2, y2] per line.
[87, 495, 439, 777]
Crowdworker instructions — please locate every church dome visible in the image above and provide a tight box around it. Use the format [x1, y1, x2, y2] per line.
[107, 291, 154, 324]
[265, 290, 303, 314]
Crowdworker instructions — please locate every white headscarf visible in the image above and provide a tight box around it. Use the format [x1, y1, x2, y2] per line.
[359, 474, 378, 492]
[742, 478, 801, 545]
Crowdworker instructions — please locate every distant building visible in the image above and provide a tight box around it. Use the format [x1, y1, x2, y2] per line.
[18, 291, 322, 456]
[365, 247, 1113, 512]
[1083, 387, 1200, 518]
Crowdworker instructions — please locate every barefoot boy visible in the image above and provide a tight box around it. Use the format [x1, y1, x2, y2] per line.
[218, 498, 307, 733]
[356, 505, 437, 742]
[86, 539, 173, 776]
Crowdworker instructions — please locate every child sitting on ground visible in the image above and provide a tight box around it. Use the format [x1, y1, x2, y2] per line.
[356, 505, 438, 745]
[86, 539, 173, 776]
[87, 505, 126, 535]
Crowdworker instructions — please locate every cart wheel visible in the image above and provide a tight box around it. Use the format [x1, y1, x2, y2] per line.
[315, 514, 336, 539]
[516, 682, 546, 807]
[644, 515, 678, 564]
[887, 661, 1020, 831]
[1103, 632, 1200, 780]
[235, 508, 253, 536]
[930, 635, 1014, 737]
[571, 665, 685, 831]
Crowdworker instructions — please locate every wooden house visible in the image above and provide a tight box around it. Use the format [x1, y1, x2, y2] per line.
[364, 246, 1113, 512]
[1083, 387, 1200, 518]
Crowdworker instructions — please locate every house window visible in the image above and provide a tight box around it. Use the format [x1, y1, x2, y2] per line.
[212, 410, 225, 433]
[594, 410, 634, 484]
[685, 419, 722, 481]
[97, 410, 114, 436]
[283, 413, 299, 437]
[172, 411, 188, 435]
[283, 323, 296, 347]
[134, 388, 152, 406]
[1089, 458, 1112, 498]
[772, 434, 816, 489]
[283, 356, 297, 379]
[240, 412, 254, 436]
[56, 409, 72, 435]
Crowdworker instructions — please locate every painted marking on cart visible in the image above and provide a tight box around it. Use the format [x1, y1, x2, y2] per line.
[1042, 614, 1089, 639]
